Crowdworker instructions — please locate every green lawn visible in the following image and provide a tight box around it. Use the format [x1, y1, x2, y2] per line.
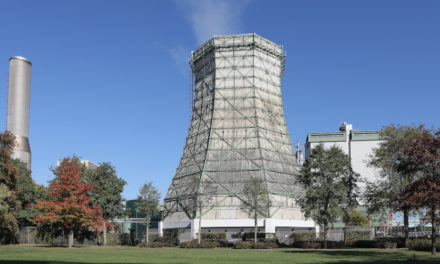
[0, 245, 439, 264]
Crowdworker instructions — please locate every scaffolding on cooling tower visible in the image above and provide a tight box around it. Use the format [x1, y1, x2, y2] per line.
[163, 33, 303, 223]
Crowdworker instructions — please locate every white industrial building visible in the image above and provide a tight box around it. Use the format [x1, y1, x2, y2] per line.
[305, 122, 381, 195]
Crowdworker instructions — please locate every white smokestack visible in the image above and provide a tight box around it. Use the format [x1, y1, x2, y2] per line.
[7, 56, 32, 170]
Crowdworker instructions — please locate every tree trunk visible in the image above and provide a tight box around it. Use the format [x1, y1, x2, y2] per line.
[254, 213, 258, 244]
[198, 206, 202, 244]
[432, 207, 436, 256]
[102, 219, 107, 246]
[146, 220, 150, 244]
[404, 209, 409, 248]
[68, 229, 74, 248]
[324, 224, 328, 249]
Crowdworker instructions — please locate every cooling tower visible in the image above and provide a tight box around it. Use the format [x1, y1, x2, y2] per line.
[161, 34, 316, 242]
[7, 56, 32, 170]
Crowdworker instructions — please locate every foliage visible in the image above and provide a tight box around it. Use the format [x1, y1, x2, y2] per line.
[398, 129, 440, 255]
[408, 238, 440, 252]
[365, 124, 424, 247]
[343, 210, 370, 227]
[137, 241, 174, 248]
[233, 241, 277, 249]
[136, 181, 161, 243]
[201, 232, 226, 241]
[241, 176, 271, 244]
[119, 233, 131, 246]
[85, 162, 126, 221]
[14, 160, 47, 227]
[296, 145, 359, 248]
[241, 232, 266, 241]
[292, 232, 323, 241]
[31, 158, 102, 247]
[85, 162, 126, 246]
[344, 230, 371, 242]
[179, 240, 219, 248]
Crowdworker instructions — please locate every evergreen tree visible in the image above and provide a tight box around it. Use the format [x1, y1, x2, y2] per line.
[85, 162, 126, 246]
[296, 145, 359, 249]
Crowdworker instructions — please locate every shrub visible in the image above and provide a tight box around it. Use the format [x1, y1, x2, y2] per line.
[345, 230, 371, 242]
[293, 232, 323, 241]
[201, 232, 226, 241]
[233, 241, 277, 249]
[179, 240, 219, 248]
[242, 232, 266, 241]
[106, 233, 121, 246]
[119, 233, 131, 246]
[137, 242, 172, 248]
[375, 237, 405, 248]
[407, 238, 440, 251]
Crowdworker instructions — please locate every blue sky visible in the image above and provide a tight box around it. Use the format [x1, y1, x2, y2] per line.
[0, 0, 438, 200]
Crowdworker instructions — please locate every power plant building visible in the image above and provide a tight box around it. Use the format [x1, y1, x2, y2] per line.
[7, 56, 32, 170]
[162, 34, 316, 242]
[304, 122, 382, 194]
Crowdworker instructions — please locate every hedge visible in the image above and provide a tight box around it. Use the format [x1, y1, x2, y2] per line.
[292, 232, 323, 241]
[179, 240, 220, 248]
[344, 230, 371, 242]
[234, 241, 277, 249]
[407, 238, 440, 251]
[137, 242, 174, 248]
[201, 232, 226, 241]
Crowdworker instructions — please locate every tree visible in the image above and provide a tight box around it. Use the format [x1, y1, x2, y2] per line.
[0, 183, 18, 244]
[136, 182, 161, 244]
[31, 158, 102, 247]
[365, 124, 424, 247]
[296, 145, 359, 249]
[0, 131, 20, 243]
[85, 162, 126, 246]
[241, 176, 271, 244]
[398, 129, 440, 255]
[343, 210, 370, 227]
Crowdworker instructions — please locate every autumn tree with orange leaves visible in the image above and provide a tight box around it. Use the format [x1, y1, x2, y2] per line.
[31, 158, 102, 247]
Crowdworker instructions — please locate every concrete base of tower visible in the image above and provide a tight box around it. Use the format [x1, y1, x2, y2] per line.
[160, 218, 318, 243]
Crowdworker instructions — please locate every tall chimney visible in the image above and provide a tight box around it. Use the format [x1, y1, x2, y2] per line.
[7, 56, 32, 170]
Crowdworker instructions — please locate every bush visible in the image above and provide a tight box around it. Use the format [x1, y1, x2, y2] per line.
[201, 232, 226, 241]
[375, 237, 405, 248]
[119, 233, 131, 246]
[345, 230, 371, 242]
[407, 238, 440, 251]
[242, 232, 266, 241]
[293, 232, 323, 241]
[233, 241, 277, 249]
[106, 233, 121, 246]
[179, 240, 219, 248]
[137, 242, 172, 248]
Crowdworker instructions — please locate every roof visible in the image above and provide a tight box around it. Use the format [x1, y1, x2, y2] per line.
[306, 130, 381, 143]
[307, 132, 346, 143]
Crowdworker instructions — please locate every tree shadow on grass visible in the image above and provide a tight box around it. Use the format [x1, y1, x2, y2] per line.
[282, 249, 439, 264]
[0, 262, 189, 264]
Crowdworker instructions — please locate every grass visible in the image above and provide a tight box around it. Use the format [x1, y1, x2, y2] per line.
[0, 245, 439, 264]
